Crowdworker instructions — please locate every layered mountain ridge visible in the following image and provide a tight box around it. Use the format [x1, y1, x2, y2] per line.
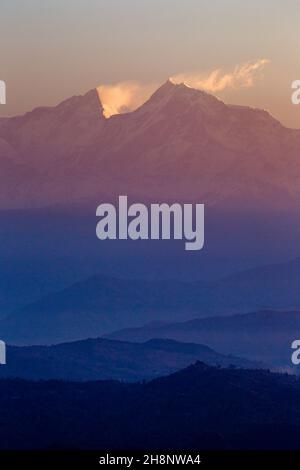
[0, 337, 258, 382]
[0, 80, 299, 209]
[2, 257, 300, 347]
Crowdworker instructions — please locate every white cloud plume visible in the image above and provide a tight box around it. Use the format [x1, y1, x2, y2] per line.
[97, 81, 157, 118]
[170, 59, 270, 93]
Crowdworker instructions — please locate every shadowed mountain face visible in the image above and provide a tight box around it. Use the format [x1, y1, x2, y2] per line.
[107, 310, 300, 367]
[0, 338, 258, 382]
[1, 258, 300, 346]
[0, 81, 300, 209]
[0, 89, 105, 207]
[1, 363, 300, 449]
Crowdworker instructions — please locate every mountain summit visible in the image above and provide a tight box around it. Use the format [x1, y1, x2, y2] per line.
[142, 79, 227, 113]
[0, 81, 299, 209]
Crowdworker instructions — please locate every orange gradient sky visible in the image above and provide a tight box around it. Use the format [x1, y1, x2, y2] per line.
[0, 0, 299, 128]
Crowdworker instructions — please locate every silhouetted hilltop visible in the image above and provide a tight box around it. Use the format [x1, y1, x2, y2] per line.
[0, 363, 300, 449]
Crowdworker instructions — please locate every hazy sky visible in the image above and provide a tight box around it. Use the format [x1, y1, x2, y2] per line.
[0, 0, 299, 127]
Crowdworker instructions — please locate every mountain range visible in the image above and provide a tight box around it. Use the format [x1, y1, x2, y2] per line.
[107, 309, 300, 367]
[0, 337, 258, 382]
[0, 80, 299, 371]
[0, 80, 299, 323]
[1, 257, 300, 346]
[0, 80, 300, 209]
[1, 76, 300, 455]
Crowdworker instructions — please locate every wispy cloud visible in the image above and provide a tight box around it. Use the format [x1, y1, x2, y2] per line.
[97, 81, 157, 118]
[170, 59, 270, 93]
